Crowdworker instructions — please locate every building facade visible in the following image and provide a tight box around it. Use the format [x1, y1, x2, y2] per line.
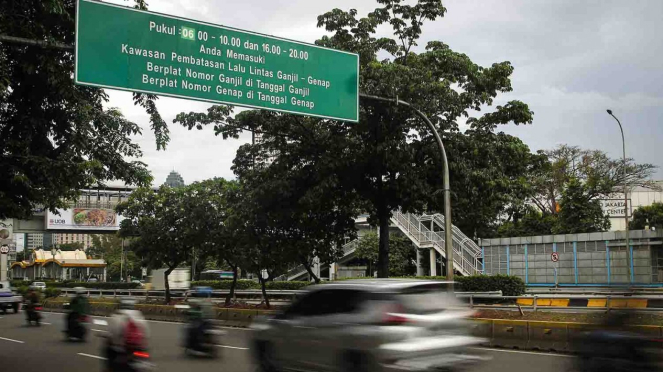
[54, 233, 95, 249]
[479, 229, 663, 285]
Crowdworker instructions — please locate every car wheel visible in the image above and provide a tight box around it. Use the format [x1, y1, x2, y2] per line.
[255, 341, 279, 372]
[13, 303, 19, 313]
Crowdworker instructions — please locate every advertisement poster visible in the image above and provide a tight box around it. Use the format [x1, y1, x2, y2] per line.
[45, 208, 124, 230]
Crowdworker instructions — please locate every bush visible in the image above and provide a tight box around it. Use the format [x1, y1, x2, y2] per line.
[191, 280, 311, 290]
[10, 280, 30, 288]
[332, 276, 447, 281]
[265, 281, 310, 290]
[192, 280, 259, 290]
[455, 274, 525, 296]
[16, 286, 29, 296]
[57, 282, 140, 289]
[44, 288, 62, 298]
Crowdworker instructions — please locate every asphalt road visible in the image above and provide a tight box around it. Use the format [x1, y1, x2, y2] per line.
[0, 310, 577, 372]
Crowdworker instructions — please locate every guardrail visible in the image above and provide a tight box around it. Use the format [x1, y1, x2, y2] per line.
[55, 288, 663, 312]
[467, 294, 663, 312]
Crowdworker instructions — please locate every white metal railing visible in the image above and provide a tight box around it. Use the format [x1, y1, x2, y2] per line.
[391, 211, 482, 276]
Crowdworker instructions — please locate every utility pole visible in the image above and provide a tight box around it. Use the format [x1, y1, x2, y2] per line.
[607, 110, 631, 283]
[360, 94, 454, 283]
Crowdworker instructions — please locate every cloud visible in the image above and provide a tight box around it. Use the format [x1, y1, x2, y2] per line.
[100, 0, 663, 183]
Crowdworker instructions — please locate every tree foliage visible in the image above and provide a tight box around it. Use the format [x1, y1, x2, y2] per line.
[117, 186, 194, 302]
[630, 202, 663, 230]
[530, 145, 658, 216]
[0, 0, 168, 220]
[57, 242, 84, 251]
[497, 144, 656, 237]
[175, 0, 534, 278]
[88, 234, 141, 282]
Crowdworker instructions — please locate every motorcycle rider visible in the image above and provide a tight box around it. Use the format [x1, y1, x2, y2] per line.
[25, 288, 41, 326]
[105, 299, 151, 371]
[66, 287, 90, 340]
[184, 296, 218, 356]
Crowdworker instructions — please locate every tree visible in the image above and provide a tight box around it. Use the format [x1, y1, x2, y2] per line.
[530, 145, 658, 216]
[181, 179, 241, 305]
[554, 178, 611, 234]
[57, 242, 84, 251]
[0, 0, 168, 220]
[117, 186, 192, 303]
[496, 207, 557, 237]
[354, 231, 417, 277]
[175, 0, 534, 278]
[496, 144, 657, 237]
[89, 234, 141, 282]
[630, 202, 663, 230]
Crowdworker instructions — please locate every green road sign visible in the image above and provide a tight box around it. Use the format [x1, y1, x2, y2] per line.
[75, 0, 359, 122]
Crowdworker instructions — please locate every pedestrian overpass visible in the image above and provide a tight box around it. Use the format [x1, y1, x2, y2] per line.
[284, 211, 483, 281]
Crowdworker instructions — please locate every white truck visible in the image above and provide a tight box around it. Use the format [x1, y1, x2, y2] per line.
[0, 281, 23, 314]
[147, 268, 190, 291]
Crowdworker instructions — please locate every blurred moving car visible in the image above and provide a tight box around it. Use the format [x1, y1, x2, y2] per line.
[251, 279, 488, 372]
[30, 281, 47, 291]
[0, 281, 22, 314]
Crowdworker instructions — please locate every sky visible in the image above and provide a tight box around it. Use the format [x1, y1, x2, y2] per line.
[103, 0, 663, 185]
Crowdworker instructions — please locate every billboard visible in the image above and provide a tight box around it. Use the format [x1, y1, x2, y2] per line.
[45, 208, 124, 231]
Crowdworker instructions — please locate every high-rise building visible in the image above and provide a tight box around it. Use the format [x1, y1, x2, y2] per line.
[54, 233, 94, 249]
[164, 171, 185, 188]
[26, 233, 44, 250]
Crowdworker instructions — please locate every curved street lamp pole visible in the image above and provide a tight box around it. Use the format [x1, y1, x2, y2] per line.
[606, 109, 631, 283]
[360, 94, 454, 282]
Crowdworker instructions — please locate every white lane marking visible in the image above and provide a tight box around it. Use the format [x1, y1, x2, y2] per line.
[216, 345, 249, 350]
[92, 329, 108, 333]
[470, 347, 575, 358]
[0, 336, 25, 344]
[78, 353, 107, 360]
[40, 322, 52, 325]
[93, 319, 108, 326]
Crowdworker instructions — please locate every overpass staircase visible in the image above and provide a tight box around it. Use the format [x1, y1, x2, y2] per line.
[286, 212, 482, 281]
[390, 211, 482, 276]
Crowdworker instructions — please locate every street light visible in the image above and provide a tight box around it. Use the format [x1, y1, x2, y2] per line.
[606, 109, 631, 283]
[51, 247, 57, 281]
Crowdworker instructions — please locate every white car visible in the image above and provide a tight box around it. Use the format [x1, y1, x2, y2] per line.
[30, 282, 47, 291]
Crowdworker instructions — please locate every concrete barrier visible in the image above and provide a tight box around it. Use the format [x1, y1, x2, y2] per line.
[492, 319, 528, 349]
[527, 321, 567, 351]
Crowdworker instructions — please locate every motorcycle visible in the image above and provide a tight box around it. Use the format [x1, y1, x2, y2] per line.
[24, 302, 42, 326]
[101, 325, 154, 372]
[64, 303, 88, 341]
[183, 318, 224, 358]
[106, 346, 154, 372]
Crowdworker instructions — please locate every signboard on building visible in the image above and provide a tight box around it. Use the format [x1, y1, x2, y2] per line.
[600, 199, 632, 218]
[75, 0, 359, 122]
[45, 208, 125, 231]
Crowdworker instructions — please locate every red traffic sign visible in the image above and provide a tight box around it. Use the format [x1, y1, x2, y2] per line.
[551, 252, 559, 262]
